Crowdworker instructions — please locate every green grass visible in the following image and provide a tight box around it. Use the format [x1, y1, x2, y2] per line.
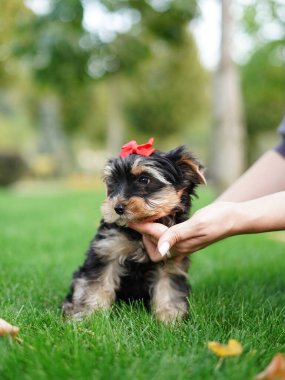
[0, 187, 284, 380]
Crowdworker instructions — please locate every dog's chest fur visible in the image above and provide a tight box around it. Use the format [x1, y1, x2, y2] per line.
[71, 222, 179, 305]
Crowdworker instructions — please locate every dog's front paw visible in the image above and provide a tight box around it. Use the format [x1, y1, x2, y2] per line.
[153, 302, 188, 324]
[62, 285, 116, 321]
[62, 301, 75, 316]
[62, 299, 112, 321]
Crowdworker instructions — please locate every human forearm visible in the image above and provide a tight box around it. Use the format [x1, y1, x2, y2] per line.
[130, 192, 285, 261]
[231, 191, 285, 234]
[217, 150, 285, 202]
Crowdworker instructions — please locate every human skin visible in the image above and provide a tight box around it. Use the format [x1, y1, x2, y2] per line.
[129, 150, 285, 262]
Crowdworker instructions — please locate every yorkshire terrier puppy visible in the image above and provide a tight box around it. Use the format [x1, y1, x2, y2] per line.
[63, 138, 206, 323]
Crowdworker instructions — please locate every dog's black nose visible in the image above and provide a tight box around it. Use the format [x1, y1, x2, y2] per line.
[114, 204, 125, 215]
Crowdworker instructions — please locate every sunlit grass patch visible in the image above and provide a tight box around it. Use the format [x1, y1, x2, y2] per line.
[0, 188, 284, 380]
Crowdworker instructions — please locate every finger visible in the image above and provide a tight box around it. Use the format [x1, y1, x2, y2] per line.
[156, 219, 200, 257]
[129, 222, 168, 240]
[146, 234, 158, 245]
[142, 235, 163, 262]
[172, 238, 208, 256]
[157, 224, 183, 257]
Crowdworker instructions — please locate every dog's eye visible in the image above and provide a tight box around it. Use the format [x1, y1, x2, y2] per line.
[138, 175, 150, 185]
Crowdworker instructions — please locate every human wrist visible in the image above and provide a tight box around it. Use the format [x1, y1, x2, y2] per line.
[235, 192, 285, 234]
[230, 200, 266, 235]
[229, 202, 251, 235]
[212, 201, 247, 238]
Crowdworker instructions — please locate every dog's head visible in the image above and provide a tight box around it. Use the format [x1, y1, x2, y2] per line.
[101, 145, 206, 226]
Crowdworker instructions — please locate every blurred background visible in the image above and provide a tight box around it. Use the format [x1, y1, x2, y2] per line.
[0, 0, 284, 192]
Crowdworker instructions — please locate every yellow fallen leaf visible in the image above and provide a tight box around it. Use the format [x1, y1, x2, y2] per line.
[255, 353, 285, 380]
[0, 318, 19, 338]
[208, 339, 243, 357]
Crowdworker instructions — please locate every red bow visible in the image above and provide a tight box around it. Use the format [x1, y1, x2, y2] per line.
[120, 137, 155, 158]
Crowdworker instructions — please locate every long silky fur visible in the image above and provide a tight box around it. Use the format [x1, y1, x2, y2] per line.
[62, 146, 205, 323]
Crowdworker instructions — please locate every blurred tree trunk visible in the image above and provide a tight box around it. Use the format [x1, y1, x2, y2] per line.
[210, 0, 245, 190]
[38, 94, 73, 175]
[106, 76, 124, 156]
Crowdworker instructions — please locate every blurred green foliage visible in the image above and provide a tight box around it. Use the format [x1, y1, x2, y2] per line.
[240, 0, 285, 155]
[242, 40, 285, 142]
[0, 1, 32, 86]
[0, 0, 284, 172]
[4, 0, 209, 142]
[125, 34, 209, 140]
[13, 1, 90, 92]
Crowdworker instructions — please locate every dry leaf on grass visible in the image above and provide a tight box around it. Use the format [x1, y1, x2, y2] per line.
[208, 339, 243, 357]
[0, 318, 19, 338]
[255, 353, 285, 380]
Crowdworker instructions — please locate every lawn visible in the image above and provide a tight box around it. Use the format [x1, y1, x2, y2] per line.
[0, 187, 284, 380]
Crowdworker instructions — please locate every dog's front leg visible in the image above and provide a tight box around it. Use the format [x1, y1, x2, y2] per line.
[150, 259, 190, 323]
[63, 260, 122, 320]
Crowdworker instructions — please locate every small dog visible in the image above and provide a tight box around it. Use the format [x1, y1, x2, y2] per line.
[62, 138, 206, 323]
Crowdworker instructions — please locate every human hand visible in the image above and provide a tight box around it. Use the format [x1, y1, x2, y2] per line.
[129, 202, 238, 262]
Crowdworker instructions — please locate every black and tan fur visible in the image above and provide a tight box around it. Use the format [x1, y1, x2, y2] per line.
[62, 146, 206, 323]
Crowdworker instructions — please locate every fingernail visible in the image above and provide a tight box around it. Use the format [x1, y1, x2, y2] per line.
[158, 241, 170, 256]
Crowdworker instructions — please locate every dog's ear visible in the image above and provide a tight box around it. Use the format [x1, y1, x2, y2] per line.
[164, 146, 206, 185]
[102, 158, 116, 183]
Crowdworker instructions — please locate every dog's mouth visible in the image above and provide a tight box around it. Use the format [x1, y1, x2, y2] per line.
[111, 213, 158, 226]
[115, 213, 178, 229]
[101, 192, 183, 226]
[101, 206, 165, 226]
[111, 209, 176, 228]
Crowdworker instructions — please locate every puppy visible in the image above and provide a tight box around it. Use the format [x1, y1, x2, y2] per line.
[62, 139, 206, 323]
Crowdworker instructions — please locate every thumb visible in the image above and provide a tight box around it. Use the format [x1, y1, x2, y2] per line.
[157, 225, 181, 257]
